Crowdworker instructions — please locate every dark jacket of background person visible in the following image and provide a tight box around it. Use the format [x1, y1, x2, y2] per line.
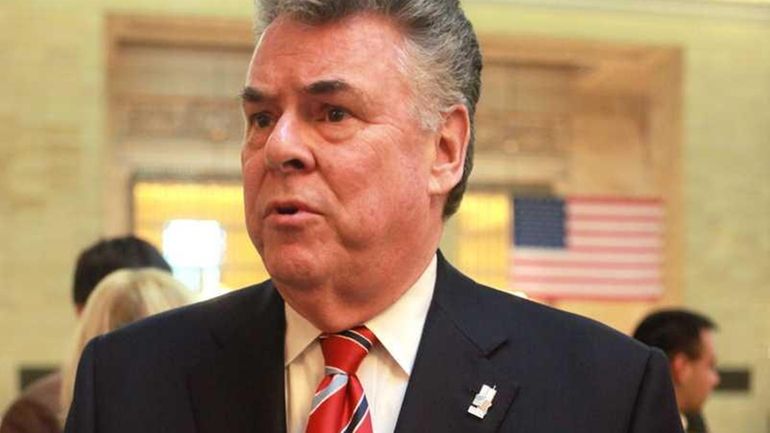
[0, 376, 61, 433]
[0, 398, 59, 433]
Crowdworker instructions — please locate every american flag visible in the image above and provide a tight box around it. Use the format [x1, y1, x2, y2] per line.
[511, 196, 664, 300]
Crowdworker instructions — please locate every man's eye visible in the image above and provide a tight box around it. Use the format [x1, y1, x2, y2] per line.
[251, 113, 273, 128]
[325, 107, 348, 122]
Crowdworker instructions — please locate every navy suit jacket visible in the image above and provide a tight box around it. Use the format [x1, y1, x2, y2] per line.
[64, 254, 683, 433]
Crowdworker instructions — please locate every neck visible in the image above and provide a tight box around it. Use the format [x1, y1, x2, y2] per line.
[278, 239, 440, 333]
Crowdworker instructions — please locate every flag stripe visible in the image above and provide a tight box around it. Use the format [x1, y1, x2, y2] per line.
[569, 214, 662, 223]
[568, 246, 661, 254]
[570, 203, 664, 218]
[568, 196, 663, 205]
[513, 267, 659, 278]
[569, 236, 661, 248]
[514, 249, 660, 263]
[513, 258, 659, 270]
[515, 283, 661, 296]
[567, 221, 662, 232]
[568, 229, 661, 238]
[514, 276, 661, 285]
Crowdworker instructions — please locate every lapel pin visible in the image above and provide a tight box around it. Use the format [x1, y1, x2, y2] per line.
[467, 384, 497, 419]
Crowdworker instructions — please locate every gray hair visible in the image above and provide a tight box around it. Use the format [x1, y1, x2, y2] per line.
[255, 0, 482, 218]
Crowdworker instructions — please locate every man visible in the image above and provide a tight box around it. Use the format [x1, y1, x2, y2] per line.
[633, 309, 720, 433]
[0, 236, 171, 433]
[64, 1, 683, 432]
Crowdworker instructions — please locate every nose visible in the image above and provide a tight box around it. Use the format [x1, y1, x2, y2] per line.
[264, 112, 316, 174]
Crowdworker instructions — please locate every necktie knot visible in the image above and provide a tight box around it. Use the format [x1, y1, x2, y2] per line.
[307, 326, 377, 433]
[320, 326, 377, 375]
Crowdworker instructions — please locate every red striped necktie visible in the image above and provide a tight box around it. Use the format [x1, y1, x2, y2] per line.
[305, 326, 377, 433]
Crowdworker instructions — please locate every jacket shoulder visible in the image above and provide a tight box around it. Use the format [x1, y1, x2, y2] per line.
[92, 280, 280, 370]
[436, 257, 651, 364]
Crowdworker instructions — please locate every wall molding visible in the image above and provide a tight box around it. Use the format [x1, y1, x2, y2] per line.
[469, 0, 770, 22]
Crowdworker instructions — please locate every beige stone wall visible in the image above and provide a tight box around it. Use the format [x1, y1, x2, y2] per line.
[0, 0, 253, 416]
[1, 1, 768, 431]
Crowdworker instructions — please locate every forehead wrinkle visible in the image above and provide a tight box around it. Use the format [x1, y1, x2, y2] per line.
[247, 16, 411, 115]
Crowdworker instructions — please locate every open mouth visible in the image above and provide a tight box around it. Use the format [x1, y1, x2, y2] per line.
[276, 206, 299, 215]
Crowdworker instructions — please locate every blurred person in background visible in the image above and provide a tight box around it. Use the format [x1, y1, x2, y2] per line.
[0, 236, 172, 433]
[58, 268, 192, 425]
[633, 309, 720, 433]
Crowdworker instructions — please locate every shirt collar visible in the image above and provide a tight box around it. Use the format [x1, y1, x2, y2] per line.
[284, 299, 321, 367]
[366, 254, 436, 375]
[284, 254, 437, 376]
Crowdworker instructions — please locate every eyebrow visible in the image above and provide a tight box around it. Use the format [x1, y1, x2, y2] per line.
[305, 79, 352, 95]
[240, 79, 363, 103]
[305, 79, 368, 106]
[240, 86, 266, 103]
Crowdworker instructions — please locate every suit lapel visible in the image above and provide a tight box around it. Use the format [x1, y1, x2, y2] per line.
[394, 254, 520, 433]
[187, 283, 287, 433]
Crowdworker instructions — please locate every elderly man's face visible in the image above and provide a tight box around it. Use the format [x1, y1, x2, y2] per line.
[240, 13, 454, 311]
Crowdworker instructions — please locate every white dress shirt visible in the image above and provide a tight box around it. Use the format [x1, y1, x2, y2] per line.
[284, 255, 437, 433]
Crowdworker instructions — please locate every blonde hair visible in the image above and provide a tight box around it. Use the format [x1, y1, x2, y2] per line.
[59, 268, 192, 423]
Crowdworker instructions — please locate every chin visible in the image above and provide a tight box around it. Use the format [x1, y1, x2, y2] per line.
[263, 248, 325, 287]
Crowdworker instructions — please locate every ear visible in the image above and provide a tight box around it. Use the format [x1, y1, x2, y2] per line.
[670, 353, 692, 385]
[428, 104, 470, 196]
